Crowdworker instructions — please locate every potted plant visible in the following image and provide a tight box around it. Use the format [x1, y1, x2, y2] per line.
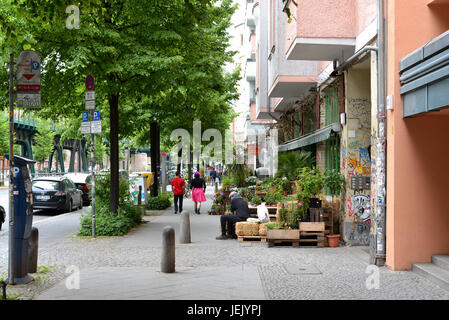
[251, 195, 262, 206]
[266, 202, 300, 240]
[279, 177, 292, 195]
[323, 169, 345, 246]
[297, 167, 324, 208]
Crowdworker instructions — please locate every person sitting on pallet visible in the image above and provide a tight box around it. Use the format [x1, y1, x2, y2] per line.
[216, 191, 249, 240]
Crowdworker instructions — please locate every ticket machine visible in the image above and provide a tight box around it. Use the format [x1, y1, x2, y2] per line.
[6, 155, 36, 284]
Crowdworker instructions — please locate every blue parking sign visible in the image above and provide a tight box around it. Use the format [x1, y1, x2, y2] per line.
[93, 110, 100, 121]
[82, 112, 89, 122]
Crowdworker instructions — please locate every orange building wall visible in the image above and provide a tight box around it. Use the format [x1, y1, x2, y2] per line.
[386, 0, 449, 270]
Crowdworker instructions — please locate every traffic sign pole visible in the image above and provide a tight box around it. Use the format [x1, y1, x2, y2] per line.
[85, 75, 96, 238]
[91, 125, 96, 238]
[8, 54, 15, 285]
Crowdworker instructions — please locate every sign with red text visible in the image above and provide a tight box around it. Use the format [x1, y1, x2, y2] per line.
[17, 50, 41, 108]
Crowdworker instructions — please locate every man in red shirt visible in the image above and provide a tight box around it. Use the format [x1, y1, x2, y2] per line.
[170, 171, 186, 214]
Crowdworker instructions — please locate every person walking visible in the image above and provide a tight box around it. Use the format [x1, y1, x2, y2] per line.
[216, 192, 249, 240]
[210, 167, 217, 186]
[170, 171, 186, 214]
[190, 171, 206, 214]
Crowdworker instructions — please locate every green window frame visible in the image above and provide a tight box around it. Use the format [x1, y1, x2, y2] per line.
[324, 85, 340, 126]
[324, 135, 340, 195]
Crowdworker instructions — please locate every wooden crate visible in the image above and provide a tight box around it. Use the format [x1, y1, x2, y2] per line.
[266, 229, 300, 248]
[238, 235, 267, 243]
[299, 222, 325, 247]
[267, 229, 300, 240]
[267, 239, 300, 247]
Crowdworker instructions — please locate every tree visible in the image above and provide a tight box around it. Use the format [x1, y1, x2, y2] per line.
[0, 0, 240, 212]
[0, 118, 8, 156]
[33, 119, 55, 170]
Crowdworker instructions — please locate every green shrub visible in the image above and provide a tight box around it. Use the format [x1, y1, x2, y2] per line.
[146, 192, 172, 210]
[222, 176, 233, 188]
[251, 195, 262, 205]
[78, 172, 142, 237]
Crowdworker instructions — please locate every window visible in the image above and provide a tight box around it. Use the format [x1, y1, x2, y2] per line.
[324, 85, 341, 126]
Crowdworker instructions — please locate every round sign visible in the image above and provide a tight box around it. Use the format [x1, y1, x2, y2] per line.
[85, 74, 95, 91]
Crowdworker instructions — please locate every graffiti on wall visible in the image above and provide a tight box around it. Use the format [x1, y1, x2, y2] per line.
[349, 194, 370, 221]
[345, 220, 371, 245]
[347, 156, 370, 176]
[344, 191, 371, 245]
[348, 98, 371, 128]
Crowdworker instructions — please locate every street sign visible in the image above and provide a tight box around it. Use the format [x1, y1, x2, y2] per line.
[85, 100, 95, 110]
[91, 120, 101, 134]
[17, 93, 41, 109]
[82, 112, 89, 122]
[92, 110, 100, 121]
[85, 74, 95, 91]
[85, 90, 95, 110]
[81, 122, 91, 134]
[16, 50, 41, 109]
[85, 91, 95, 101]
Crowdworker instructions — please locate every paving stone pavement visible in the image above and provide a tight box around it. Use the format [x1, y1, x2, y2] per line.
[34, 186, 449, 300]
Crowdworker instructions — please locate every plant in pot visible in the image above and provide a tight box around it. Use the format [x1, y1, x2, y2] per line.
[267, 202, 300, 241]
[251, 195, 262, 206]
[264, 189, 282, 207]
[323, 169, 345, 247]
[297, 167, 324, 209]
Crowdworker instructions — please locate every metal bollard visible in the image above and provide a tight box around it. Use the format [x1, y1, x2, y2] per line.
[1, 281, 6, 300]
[28, 227, 39, 273]
[179, 211, 191, 244]
[161, 226, 175, 273]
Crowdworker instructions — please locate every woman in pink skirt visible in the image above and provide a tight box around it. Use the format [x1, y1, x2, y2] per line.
[190, 171, 206, 214]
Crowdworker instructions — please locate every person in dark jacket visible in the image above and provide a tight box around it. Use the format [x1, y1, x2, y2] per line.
[216, 192, 249, 240]
[190, 171, 206, 214]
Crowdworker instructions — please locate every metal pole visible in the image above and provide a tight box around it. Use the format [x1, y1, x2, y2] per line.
[374, 0, 387, 266]
[8, 54, 15, 285]
[91, 129, 96, 238]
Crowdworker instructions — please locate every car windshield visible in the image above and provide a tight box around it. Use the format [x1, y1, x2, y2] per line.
[32, 180, 61, 191]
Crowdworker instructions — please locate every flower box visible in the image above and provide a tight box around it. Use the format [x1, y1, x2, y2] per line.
[266, 229, 300, 240]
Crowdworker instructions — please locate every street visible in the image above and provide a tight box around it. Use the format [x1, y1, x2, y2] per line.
[0, 188, 88, 270]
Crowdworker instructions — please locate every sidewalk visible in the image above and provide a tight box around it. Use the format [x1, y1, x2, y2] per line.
[34, 186, 449, 300]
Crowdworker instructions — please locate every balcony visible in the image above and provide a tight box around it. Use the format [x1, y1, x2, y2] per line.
[246, 60, 256, 81]
[284, 0, 356, 61]
[273, 97, 300, 112]
[256, 98, 282, 120]
[268, 74, 317, 98]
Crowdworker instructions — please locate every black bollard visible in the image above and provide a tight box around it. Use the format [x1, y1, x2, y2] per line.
[161, 226, 175, 273]
[28, 227, 39, 273]
[179, 211, 191, 244]
[1, 281, 6, 300]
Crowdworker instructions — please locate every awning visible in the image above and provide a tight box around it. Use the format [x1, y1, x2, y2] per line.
[278, 123, 341, 152]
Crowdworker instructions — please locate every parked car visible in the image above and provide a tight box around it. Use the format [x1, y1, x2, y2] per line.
[32, 176, 83, 212]
[64, 173, 92, 206]
[0, 205, 5, 231]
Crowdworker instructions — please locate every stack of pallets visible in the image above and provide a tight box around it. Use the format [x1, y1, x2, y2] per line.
[299, 222, 325, 248]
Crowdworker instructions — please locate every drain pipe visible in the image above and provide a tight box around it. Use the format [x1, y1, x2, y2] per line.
[374, 0, 387, 266]
[334, 46, 378, 75]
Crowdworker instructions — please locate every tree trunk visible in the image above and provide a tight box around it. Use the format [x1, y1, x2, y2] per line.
[109, 93, 120, 213]
[150, 122, 160, 197]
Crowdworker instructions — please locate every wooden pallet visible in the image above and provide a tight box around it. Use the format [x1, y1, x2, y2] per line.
[267, 239, 300, 247]
[238, 235, 267, 243]
[299, 232, 325, 247]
